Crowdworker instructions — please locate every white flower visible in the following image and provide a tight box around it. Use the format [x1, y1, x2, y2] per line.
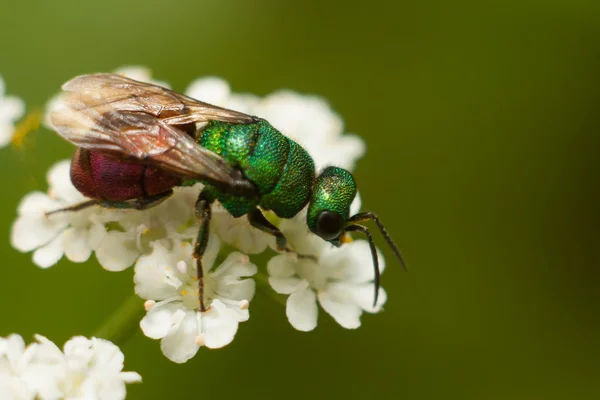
[0, 74, 25, 148]
[267, 215, 386, 332]
[27, 335, 140, 400]
[0, 334, 35, 400]
[0, 334, 140, 400]
[134, 236, 256, 363]
[94, 185, 199, 272]
[10, 160, 116, 268]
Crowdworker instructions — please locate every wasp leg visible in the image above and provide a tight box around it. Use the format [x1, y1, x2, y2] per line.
[247, 208, 316, 261]
[194, 191, 214, 312]
[98, 191, 174, 210]
[45, 200, 99, 216]
[45, 191, 173, 217]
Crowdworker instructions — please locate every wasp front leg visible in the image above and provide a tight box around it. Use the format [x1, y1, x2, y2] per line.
[247, 208, 316, 261]
[193, 191, 214, 312]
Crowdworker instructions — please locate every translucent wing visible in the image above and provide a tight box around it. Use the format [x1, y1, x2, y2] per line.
[49, 73, 256, 185]
[59, 73, 255, 125]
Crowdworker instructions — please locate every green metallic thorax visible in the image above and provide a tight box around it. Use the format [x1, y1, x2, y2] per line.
[196, 120, 315, 218]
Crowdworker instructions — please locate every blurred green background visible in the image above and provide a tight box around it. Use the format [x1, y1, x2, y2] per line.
[2, 0, 600, 399]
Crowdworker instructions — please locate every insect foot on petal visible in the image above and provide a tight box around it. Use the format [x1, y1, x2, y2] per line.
[134, 239, 257, 362]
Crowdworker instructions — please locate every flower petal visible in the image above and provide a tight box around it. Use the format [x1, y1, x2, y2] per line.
[119, 371, 142, 383]
[160, 309, 199, 363]
[268, 277, 304, 295]
[351, 284, 388, 313]
[63, 227, 92, 263]
[16, 191, 58, 216]
[93, 380, 127, 400]
[208, 252, 257, 305]
[227, 93, 260, 114]
[318, 283, 363, 329]
[11, 193, 66, 253]
[46, 160, 84, 204]
[324, 240, 385, 284]
[201, 300, 239, 349]
[0, 96, 25, 121]
[32, 235, 65, 268]
[267, 254, 297, 278]
[185, 77, 230, 106]
[96, 231, 140, 272]
[317, 134, 365, 171]
[0, 334, 25, 368]
[215, 278, 256, 308]
[211, 252, 257, 280]
[87, 222, 107, 250]
[134, 242, 181, 300]
[286, 286, 318, 332]
[0, 375, 34, 400]
[140, 301, 182, 340]
[350, 191, 362, 216]
[211, 212, 271, 254]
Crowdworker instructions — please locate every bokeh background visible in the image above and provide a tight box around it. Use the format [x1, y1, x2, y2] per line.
[2, 0, 600, 399]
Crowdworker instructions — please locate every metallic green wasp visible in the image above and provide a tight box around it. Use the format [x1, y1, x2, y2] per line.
[49, 74, 405, 311]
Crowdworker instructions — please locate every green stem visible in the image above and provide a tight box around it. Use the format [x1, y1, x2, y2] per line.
[93, 294, 145, 346]
[254, 271, 287, 307]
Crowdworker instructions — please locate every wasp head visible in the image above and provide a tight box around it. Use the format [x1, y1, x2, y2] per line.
[307, 166, 357, 242]
[307, 166, 406, 307]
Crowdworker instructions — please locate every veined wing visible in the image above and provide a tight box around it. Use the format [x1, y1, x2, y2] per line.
[51, 108, 243, 185]
[49, 73, 256, 186]
[59, 73, 255, 125]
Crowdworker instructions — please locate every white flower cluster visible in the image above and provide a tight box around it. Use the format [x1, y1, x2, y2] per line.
[0, 333, 140, 400]
[9, 66, 386, 365]
[0, 74, 25, 147]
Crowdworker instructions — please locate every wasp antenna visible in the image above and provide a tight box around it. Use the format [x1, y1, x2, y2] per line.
[344, 224, 380, 307]
[349, 212, 407, 271]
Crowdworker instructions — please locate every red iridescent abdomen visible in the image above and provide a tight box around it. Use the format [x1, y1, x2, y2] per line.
[70, 148, 181, 201]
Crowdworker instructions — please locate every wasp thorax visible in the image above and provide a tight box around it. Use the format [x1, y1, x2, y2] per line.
[307, 166, 357, 241]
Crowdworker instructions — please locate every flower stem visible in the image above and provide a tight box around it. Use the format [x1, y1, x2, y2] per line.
[93, 293, 144, 346]
[254, 271, 287, 307]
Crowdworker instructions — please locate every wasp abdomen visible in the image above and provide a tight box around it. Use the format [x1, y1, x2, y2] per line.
[70, 148, 180, 202]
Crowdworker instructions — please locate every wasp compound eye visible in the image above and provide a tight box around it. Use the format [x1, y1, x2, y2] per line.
[315, 211, 344, 240]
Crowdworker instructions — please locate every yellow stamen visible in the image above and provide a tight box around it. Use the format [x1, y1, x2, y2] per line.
[11, 109, 41, 149]
[340, 232, 353, 244]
